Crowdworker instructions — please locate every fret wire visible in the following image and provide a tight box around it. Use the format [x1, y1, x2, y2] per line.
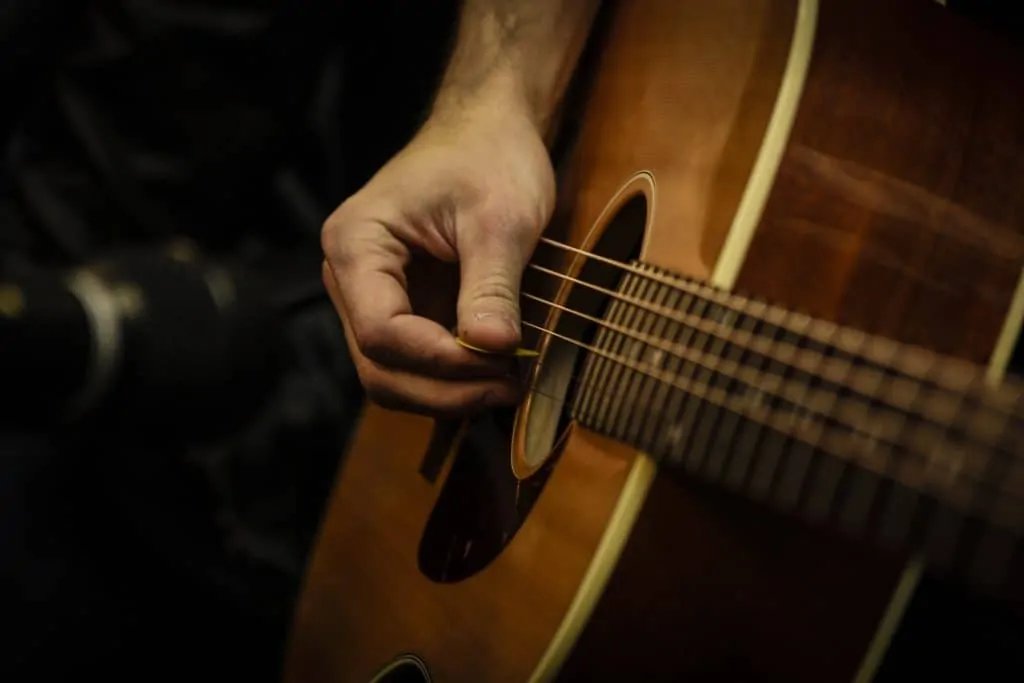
[538, 259, 1024, 594]
[722, 308, 766, 491]
[913, 380, 965, 496]
[802, 324, 852, 521]
[570, 296, 610, 420]
[818, 323, 861, 502]
[555, 317, 1024, 521]
[567, 314, 1011, 498]
[585, 292, 617, 431]
[682, 299, 722, 474]
[577, 370, 1024, 589]
[566, 265, 600, 419]
[585, 272, 637, 428]
[625, 271, 665, 436]
[887, 337, 970, 552]
[526, 281, 1023, 451]
[694, 302, 742, 483]
[570, 358, 1024, 533]
[745, 309, 791, 500]
[539, 267, 1024, 531]
[815, 322, 850, 432]
[535, 248, 986, 397]
[829, 328, 885, 525]
[603, 272, 652, 436]
[657, 291, 696, 455]
[606, 273, 649, 429]
[867, 349, 917, 546]
[632, 276, 683, 450]
[529, 261, 1020, 417]
[634, 270, 684, 446]
[649, 291, 700, 460]
[572, 249, 630, 421]
[772, 312, 820, 510]
[595, 276, 634, 434]
[668, 294, 715, 471]
[539, 287, 1024, 478]
[611, 265, 660, 441]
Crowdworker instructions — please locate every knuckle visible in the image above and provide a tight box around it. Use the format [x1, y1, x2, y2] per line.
[353, 324, 391, 363]
[475, 203, 521, 233]
[319, 223, 338, 263]
[359, 368, 396, 407]
[320, 260, 335, 291]
[320, 200, 365, 266]
[421, 337, 456, 369]
[320, 209, 345, 258]
[475, 201, 543, 243]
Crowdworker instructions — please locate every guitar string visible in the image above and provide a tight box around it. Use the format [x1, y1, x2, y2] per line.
[352, 233, 1021, 516]
[514, 239, 1023, 529]
[514, 280, 1023, 467]
[507, 256, 1024, 509]
[510, 315, 1024, 529]
[518, 283, 1020, 443]
[515, 310, 1015, 492]
[512, 239, 1023, 478]
[513, 238, 1022, 468]
[530, 236, 1003, 401]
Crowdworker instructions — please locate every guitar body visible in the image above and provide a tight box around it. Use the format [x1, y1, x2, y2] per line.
[286, 1, 1024, 681]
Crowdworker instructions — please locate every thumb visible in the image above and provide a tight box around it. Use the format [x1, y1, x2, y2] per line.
[456, 225, 532, 354]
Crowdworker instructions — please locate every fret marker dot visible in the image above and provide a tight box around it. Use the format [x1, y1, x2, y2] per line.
[644, 348, 665, 367]
[665, 423, 685, 447]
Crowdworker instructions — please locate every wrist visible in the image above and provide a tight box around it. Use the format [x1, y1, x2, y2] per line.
[428, 1, 601, 141]
[430, 65, 544, 136]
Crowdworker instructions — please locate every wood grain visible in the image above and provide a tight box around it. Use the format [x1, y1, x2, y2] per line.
[285, 0, 1024, 681]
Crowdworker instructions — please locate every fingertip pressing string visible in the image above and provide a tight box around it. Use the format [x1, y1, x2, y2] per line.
[456, 337, 540, 358]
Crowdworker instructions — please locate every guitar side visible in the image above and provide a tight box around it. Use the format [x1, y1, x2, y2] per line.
[284, 1, 1024, 681]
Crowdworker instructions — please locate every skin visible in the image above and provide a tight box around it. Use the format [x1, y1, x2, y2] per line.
[321, 0, 602, 417]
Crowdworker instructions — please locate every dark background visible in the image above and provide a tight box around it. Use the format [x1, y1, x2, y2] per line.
[0, 2, 456, 681]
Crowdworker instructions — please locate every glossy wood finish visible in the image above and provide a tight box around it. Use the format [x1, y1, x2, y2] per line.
[286, 406, 638, 683]
[286, 1, 1024, 681]
[559, 2, 1024, 680]
[737, 0, 1024, 364]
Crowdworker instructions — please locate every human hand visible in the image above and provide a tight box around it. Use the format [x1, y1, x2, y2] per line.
[320, 105, 555, 417]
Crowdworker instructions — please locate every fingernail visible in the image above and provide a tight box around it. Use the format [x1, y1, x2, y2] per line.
[475, 311, 519, 335]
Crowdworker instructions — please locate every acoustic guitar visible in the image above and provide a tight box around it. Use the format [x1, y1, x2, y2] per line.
[286, 0, 1024, 680]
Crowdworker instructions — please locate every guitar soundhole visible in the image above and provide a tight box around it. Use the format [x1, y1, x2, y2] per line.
[416, 188, 647, 583]
[368, 654, 430, 683]
[417, 406, 563, 583]
[519, 192, 649, 471]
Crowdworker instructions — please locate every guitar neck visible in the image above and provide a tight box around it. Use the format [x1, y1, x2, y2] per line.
[570, 261, 1024, 592]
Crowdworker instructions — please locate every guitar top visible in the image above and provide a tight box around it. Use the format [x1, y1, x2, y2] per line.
[287, 1, 1024, 681]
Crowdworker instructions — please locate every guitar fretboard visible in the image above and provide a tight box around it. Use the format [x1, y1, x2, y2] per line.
[570, 261, 1024, 591]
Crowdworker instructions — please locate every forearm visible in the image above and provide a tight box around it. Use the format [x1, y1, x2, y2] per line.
[431, 0, 602, 135]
